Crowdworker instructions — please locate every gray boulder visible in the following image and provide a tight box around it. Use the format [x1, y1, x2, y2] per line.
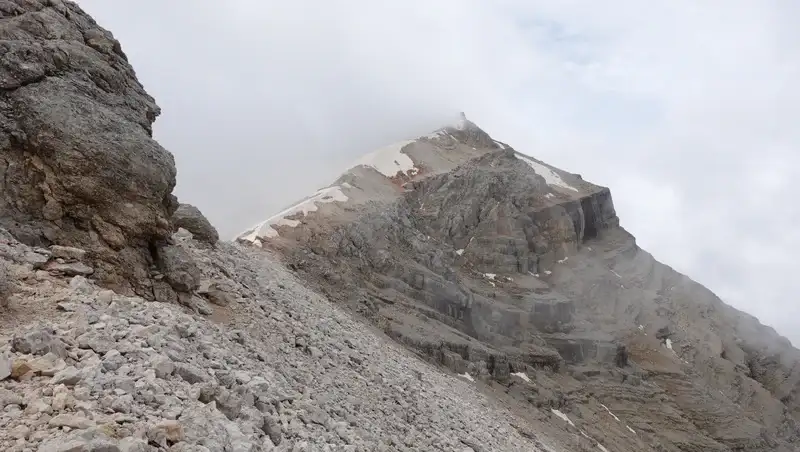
[0, 260, 10, 307]
[0, 0, 177, 298]
[155, 244, 201, 294]
[172, 203, 219, 244]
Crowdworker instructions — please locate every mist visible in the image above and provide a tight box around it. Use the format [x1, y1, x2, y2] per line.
[75, 0, 800, 344]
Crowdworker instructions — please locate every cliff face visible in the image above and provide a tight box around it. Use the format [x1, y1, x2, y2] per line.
[0, 0, 185, 299]
[241, 118, 800, 451]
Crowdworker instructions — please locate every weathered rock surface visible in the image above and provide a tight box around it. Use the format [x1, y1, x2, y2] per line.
[240, 117, 800, 451]
[4, 3, 800, 451]
[172, 203, 219, 245]
[0, 228, 546, 451]
[0, 0, 177, 298]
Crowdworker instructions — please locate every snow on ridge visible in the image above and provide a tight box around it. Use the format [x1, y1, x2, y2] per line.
[459, 372, 475, 382]
[599, 403, 621, 422]
[239, 185, 348, 243]
[515, 154, 579, 192]
[551, 409, 575, 427]
[352, 140, 417, 178]
[511, 372, 531, 383]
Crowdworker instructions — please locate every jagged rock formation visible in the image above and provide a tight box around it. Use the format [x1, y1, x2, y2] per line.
[239, 117, 800, 451]
[0, 0, 179, 298]
[171, 203, 219, 245]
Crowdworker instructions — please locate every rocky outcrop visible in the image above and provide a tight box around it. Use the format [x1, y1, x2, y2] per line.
[245, 118, 800, 451]
[0, 0, 177, 298]
[171, 203, 219, 245]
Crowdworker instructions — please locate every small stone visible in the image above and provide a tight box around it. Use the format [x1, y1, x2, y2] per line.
[22, 250, 49, 268]
[10, 424, 30, 439]
[51, 366, 82, 386]
[10, 358, 32, 379]
[49, 413, 95, 429]
[263, 415, 283, 446]
[111, 394, 133, 413]
[97, 290, 115, 304]
[118, 437, 149, 452]
[147, 419, 185, 447]
[0, 354, 12, 380]
[194, 297, 213, 315]
[174, 362, 209, 384]
[150, 354, 175, 379]
[50, 245, 88, 261]
[102, 350, 125, 371]
[46, 262, 94, 276]
[29, 353, 67, 376]
[52, 391, 74, 411]
[206, 286, 234, 306]
[0, 387, 23, 407]
[11, 328, 66, 357]
[25, 399, 51, 415]
[36, 438, 87, 452]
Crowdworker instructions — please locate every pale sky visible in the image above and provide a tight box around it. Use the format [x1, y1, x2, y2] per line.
[75, 1, 800, 344]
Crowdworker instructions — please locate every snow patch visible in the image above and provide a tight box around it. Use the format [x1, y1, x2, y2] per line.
[597, 444, 610, 452]
[638, 325, 644, 331]
[516, 154, 579, 192]
[459, 372, 474, 382]
[550, 409, 575, 427]
[545, 193, 555, 199]
[239, 186, 348, 242]
[557, 257, 569, 264]
[599, 403, 620, 422]
[483, 273, 497, 280]
[455, 249, 465, 256]
[511, 372, 531, 383]
[665, 338, 675, 353]
[610, 269, 622, 278]
[494, 140, 506, 149]
[544, 270, 552, 275]
[626, 425, 636, 434]
[352, 140, 416, 177]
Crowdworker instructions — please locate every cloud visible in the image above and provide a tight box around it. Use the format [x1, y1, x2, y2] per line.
[74, 0, 800, 343]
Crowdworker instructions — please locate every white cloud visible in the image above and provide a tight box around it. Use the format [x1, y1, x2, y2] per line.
[74, 0, 800, 343]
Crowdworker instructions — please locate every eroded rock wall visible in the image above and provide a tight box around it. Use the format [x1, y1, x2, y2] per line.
[0, 0, 178, 297]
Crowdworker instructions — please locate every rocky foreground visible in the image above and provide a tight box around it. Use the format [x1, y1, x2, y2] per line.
[0, 229, 551, 451]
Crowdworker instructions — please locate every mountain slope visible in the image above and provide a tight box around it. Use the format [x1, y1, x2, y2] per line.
[239, 116, 800, 451]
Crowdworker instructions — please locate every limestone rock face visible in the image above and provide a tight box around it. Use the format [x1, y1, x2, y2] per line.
[171, 203, 219, 245]
[0, 0, 177, 297]
[241, 116, 800, 451]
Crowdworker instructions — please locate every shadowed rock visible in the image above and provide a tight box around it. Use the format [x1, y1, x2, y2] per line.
[0, 0, 177, 298]
[172, 203, 219, 244]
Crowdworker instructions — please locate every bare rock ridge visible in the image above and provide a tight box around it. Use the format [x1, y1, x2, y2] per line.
[2, 1, 800, 451]
[239, 116, 800, 450]
[0, 0, 218, 303]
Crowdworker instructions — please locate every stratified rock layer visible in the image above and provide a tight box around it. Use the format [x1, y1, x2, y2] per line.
[0, 0, 177, 297]
[243, 119, 800, 451]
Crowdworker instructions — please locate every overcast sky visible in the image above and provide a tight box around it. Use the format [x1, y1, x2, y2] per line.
[75, 0, 799, 343]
